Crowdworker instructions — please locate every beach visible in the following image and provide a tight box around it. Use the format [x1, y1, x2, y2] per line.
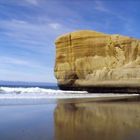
[0, 95, 140, 140]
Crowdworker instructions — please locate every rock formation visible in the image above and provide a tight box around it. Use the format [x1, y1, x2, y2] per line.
[54, 30, 140, 92]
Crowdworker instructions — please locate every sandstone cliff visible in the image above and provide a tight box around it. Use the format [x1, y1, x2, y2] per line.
[54, 30, 140, 92]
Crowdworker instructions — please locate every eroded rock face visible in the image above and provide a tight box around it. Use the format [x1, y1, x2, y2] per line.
[54, 30, 140, 92]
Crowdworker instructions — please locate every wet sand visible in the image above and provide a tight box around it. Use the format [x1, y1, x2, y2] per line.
[0, 96, 140, 140]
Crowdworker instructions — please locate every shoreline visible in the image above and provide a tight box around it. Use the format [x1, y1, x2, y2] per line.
[0, 94, 139, 106]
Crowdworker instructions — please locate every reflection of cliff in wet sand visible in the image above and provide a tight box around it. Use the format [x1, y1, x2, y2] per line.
[54, 30, 140, 93]
[55, 102, 140, 140]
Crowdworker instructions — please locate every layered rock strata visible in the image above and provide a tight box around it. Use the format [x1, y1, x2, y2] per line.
[54, 30, 140, 93]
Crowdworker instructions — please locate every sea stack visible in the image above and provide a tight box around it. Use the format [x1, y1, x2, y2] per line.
[54, 30, 140, 93]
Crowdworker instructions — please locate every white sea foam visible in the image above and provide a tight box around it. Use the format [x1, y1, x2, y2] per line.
[0, 87, 138, 99]
[0, 87, 87, 94]
[0, 87, 139, 105]
[0, 87, 89, 98]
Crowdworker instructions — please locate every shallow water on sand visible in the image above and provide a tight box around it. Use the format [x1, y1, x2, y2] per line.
[0, 99, 140, 140]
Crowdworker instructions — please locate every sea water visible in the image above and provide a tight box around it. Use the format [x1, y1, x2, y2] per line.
[0, 85, 140, 140]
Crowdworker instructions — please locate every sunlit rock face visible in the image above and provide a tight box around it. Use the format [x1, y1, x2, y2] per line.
[54, 30, 140, 92]
[54, 102, 140, 140]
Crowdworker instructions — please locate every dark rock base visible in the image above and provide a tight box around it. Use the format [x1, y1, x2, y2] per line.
[58, 84, 140, 93]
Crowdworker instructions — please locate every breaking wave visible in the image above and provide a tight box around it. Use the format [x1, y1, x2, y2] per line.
[0, 87, 90, 99]
[0, 87, 87, 94]
[0, 86, 139, 105]
[0, 86, 138, 98]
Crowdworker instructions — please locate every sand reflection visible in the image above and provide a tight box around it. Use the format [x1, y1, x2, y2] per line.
[55, 101, 140, 140]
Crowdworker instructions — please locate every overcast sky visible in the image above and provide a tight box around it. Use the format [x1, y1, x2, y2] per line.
[0, 0, 140, 83]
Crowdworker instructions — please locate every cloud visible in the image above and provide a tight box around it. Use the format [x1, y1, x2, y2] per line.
[0, 56, 30, 66]
[94, 0, 109, 12]
[0, 55, 57, 82]
[0, 0, 40, 7]
[25, 0, 39, 5]
[0, 56, 42, 69]
[94, 0, 127, 20]
[0, 19, 73, 54]
[49, 23, 62, 30]
[0, 19, 72, 40]
[0, 68, 56, 82]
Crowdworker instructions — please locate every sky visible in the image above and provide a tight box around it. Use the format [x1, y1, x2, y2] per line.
[0, 0, 140, 83]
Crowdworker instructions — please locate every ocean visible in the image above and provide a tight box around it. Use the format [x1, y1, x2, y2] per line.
[0, 84, 139, 105]
[0, 83, 140, 140]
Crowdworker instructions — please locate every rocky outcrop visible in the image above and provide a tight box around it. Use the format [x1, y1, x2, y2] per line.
[54, 30, 140, 92]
